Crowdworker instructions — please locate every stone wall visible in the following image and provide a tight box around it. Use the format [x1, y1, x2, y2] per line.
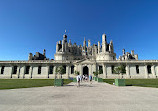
[0, 60, 158, 79]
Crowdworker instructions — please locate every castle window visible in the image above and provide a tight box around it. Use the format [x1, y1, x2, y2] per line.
[1, 66, 5, 74]
[49, 66, 54, 74]
[147, 65, 151, 74]
[13, 66, 17, 74]
[25, 66, 30, 74]
[38, 66, 41, 74]
[71, 66, 74, 74]
[63, 65, 66, 74]
[136, 65, 139, 74]
[111, 65, 115, 74]
[99, 66, 103, 74]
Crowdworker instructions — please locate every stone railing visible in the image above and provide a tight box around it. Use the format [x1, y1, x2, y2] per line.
[0, 60, 158, 64]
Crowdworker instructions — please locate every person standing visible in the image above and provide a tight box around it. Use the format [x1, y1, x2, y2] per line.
[76, 74, 80, 87]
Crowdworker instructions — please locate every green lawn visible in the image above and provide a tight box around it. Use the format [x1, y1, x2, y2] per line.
[0, 79, 72, 90]
[103, 79, 158, 88]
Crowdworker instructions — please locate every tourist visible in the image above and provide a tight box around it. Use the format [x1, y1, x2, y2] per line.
[89, 75, 92, 84]
[85, 75, 88, 82]
[76, 74, 80, 87]
[82, 75, 85, 81]
[80, 75, 82, 82]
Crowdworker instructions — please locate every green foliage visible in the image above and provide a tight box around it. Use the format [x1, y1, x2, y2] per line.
[103, 79, 158, 88]
[0, 79, 72, 90]
[74, 71, 80, 75]
[103, 79, 114, 84]
[93, 71, 99, 77]
[55, 66, 66, 79]
[56, 66, 66, 74]
[114, 65, 126, 74]
[98, 69, 103, 74]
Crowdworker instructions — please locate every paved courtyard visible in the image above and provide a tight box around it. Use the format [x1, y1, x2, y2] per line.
[0, 81, 158, 111]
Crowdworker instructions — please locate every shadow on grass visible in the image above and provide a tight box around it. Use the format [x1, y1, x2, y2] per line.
[65, 84, 75, 86]
[126, 84, 145, 86]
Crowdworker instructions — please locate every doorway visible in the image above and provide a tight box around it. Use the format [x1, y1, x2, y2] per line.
[83, 66, 89, 76]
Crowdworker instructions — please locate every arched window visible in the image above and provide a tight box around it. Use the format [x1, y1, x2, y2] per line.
[49, 66, 54, 74]
[99, 66, 103, 74]
[13, 66, 17, 74]
[63, 65, 66, 74]
[147, 65, 151, 74]
[71, 66, 74, 74]
[38, 66, 41, 74]
[136, 65, 139, 74]
[1, 66, 5, 74]
[111, 65, 115, 74]
[25, 66, 30, 74]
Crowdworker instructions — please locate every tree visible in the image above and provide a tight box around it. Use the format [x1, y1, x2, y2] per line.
[98, 69, 103, 74]
[74, 71, 80, 76]
[56, 66, 66, 79]
[114, 65, 126, 78]
[93, 71, 99, 77]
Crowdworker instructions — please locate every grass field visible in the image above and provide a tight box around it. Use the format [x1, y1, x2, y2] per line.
[0, 79, 72, 90]
[103, 79, 158, 88]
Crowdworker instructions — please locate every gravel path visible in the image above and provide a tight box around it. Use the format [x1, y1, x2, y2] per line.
[0, 81, 158, 111]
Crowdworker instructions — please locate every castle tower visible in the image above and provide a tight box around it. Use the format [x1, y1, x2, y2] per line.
[109, 40, 114, 53]
[62, 40, 65, 52]
[43, 49, 46, 56]
[56, 42, 59, 53]
[102, 33, 107, 53]
[28, 53, 33, 60]
[122, 49, 125, 55]
[98, 41, 100, 53]
[68, 39, 72, 46]
[131, 50, 134, 56]
[63, 34, 67, 43]
[83, 37, 86, 51]
[88, 40, 91, 47]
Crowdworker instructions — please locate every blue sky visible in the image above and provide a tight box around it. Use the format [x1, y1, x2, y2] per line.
[0, 0, 158, 60]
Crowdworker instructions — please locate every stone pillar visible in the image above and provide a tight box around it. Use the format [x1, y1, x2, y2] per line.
[29, 66, 33, 79]
[22, 66, 26, 79]
[93, 64, 97, 75]
[53, 66, 56, 74]
[126, 65, 130, 78]
[80, 65, 83, 75]
[90, 65, 92, 75]
[103, 64, 107, 78]
[10, 66, 13, 78]
[53, 66, 57, 79]
[46, 66, 49, 78]
[151, 65, 156, 78]
[17, 66, 21, 78]
[66, 65, 70, 78]
[0, 66, 2, 74]
[144, 65, 148, 78]
[69, 66, 72, 74]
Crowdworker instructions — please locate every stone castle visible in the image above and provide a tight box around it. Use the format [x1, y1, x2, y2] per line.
[0, 33, 157, 79]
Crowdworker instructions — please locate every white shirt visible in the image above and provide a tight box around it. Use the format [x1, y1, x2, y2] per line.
[76, 75, 80, 82]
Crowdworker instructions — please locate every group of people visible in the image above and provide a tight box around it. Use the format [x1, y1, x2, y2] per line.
[76, 74, 92, 87]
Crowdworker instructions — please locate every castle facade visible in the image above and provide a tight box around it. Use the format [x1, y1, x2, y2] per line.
[0, 33, 157, 79]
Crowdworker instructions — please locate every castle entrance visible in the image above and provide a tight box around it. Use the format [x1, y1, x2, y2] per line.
[83, 66, 89, 76]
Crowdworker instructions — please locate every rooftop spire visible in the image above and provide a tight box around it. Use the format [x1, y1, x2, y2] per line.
[83, 37, 86, 47]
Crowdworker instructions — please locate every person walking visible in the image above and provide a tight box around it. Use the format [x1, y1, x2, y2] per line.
[89, 75, 92, 84]
[76, 74, 80, 87]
